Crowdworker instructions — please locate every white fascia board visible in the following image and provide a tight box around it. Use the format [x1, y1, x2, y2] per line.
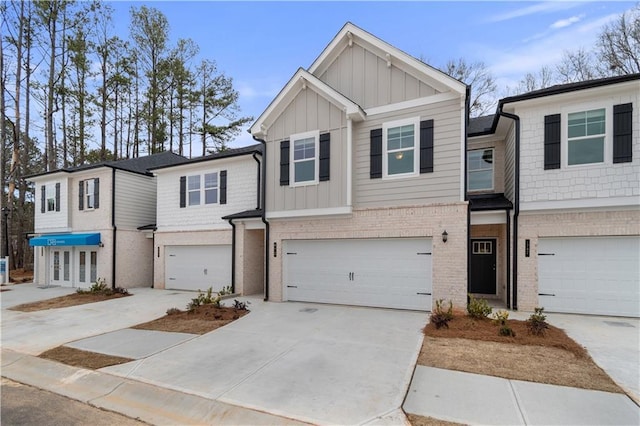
[520, 196, 640, 212]
[366, 92, 461, 116]
[309, 23, 466, 96]
[266, 206, 352, 219]
[250, 69, 364, 138]
[152, 154, 252, 176]
[28, 171, 70, 183]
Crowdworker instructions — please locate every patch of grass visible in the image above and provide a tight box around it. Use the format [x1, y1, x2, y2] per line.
[40, 346, 134, 370]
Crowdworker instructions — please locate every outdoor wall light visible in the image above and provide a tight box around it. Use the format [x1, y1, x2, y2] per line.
[442, 230, 448, 243]
[395, 151, 404, 160]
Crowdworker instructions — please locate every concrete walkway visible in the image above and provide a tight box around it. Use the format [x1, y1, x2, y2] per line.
[2, 283, 639, 425]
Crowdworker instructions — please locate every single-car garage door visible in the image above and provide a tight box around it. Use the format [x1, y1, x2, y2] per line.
[284, 238, 432, 311]
[538, 237, 640, 317]
[165, 245, 231, 292]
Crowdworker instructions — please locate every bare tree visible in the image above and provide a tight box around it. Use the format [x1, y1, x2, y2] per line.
[597, 4, 640, 75]
[441, 58, 497, 117]
[556, 48, 603, 83]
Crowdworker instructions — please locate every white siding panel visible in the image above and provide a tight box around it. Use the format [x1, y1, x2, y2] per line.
[70, 169, 113, 232]
[114, 171, 157, 229]
[156, 156, 258, 232]
[34, 178, 70, 232]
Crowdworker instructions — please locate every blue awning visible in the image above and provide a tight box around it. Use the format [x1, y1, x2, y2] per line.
[29, 233, 101, 247]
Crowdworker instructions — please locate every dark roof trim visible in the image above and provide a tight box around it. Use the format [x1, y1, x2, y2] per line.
[137, 224, 157, 231]
[468, 193, 513, 211]
[149, 144, 263, 171]
[222, 208, 264, 220]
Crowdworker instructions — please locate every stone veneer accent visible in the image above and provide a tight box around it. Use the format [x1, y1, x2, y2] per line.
[267, 203, 469, 310]
[517, 209, 640, 311]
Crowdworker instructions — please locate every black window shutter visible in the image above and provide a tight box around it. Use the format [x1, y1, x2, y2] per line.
[280, 140, 290, 186]
[40, 185, 46, 213]
[613, 103, 633, 163]
[179, 176, 186, 208]
[544, 114, 561, 170]
[78, 181, 84, 211]
[370, 128, 382, 179]
[319, 133, 330, 181]
[420, 119, 434, 173]
[94, 178, 100, 209]
[220, 170, 227, 204]
[55, 183, 60, 211]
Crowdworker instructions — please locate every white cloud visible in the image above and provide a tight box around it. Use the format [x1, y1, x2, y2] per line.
[237, 81, 280, 101]
[488, 1, 582, 23]
[551, 15, 583, 29]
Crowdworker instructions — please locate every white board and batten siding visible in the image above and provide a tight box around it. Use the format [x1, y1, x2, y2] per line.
[284, 238, 433, 311]
[266, 88, 348, 213]
[165, 245, 231, 292]
[114, 171, 157, 229]
[33, 176, 70, 233]
[156, 157, 259, 232]
[538, 236, 640, 318]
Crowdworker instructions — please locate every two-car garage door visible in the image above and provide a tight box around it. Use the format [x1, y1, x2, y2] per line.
[538, 237, 640, 318]
[284, 238, 432, 311]
[165, 245, 231, 292]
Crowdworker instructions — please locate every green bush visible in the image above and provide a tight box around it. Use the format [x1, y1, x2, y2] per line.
[467, 295, 492, 319]
[526, 307, 549, 336]
[187, 287, 221, 312]
[218, 285, 233, 296]
[430, 299, 454, 329]
[492, 310, 515, 337]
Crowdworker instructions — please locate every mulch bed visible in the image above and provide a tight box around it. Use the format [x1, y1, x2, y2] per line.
[40, 346, 134, 370]
[9, 292, 130, 312]
[131, 304, 249, 335]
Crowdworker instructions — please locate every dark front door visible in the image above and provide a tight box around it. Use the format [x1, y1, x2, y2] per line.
[470, 239, 496, 294]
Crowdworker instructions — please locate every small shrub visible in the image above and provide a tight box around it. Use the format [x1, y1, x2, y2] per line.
[233, 299, 250, 311]
[467, 295, 492, 319]
[187, 287, 221, 312]
[166, 307, 181, 315]
[112, 287, 129, 295]
[218, 285, 233, 296]
[492, 310, 515, 337]
[526, 307, 549, 336]
[430, 299, 454, 329]
[76, 278, 111, 295]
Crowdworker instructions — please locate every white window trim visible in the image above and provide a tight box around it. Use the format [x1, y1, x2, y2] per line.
[46, 184, 57, 212]
[382, 117, 420, 179]
[289, 130, 319, 187]
[83, 179, 95, 210]
[467, 148, 495, 192]
[187, 172, 220, 207]
[561, 103, 612, 169]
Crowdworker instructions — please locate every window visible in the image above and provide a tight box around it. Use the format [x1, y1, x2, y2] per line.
[90, 251, 97, 282]
[383, 118, 419, 178]
[567, 108, 605, 166]
[290, 131, 319, 185]
[46, 185, 56, 212]
[473, 241, 493, 255]
[468, 149, 494, 191]
[79, 252, 86, 283]
[187, 173, 218, 206]
[84, 179, 95, 209]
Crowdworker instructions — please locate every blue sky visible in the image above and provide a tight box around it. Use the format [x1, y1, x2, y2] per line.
[109, 1, 635, 149]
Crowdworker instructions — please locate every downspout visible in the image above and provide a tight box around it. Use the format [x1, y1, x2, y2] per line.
[464, 86, 471, 301]
[252, 135, 269, 301]
[498, 107, 520, 310]
[506, 210, 511, 309]
[252, 153, 261, 210]
[111, 168, 117, 290]
[346, 117, 353, 207]
[226, 218, 236, 293]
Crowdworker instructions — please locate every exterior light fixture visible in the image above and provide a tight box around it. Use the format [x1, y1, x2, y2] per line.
[395, 152, 404, 160]
[442, 230, 448, 243]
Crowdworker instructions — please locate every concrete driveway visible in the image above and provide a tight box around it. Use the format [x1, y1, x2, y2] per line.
[100, 299, 426, 425]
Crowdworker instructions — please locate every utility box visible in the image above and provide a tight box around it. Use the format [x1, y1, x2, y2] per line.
[0, 256, 8, 284]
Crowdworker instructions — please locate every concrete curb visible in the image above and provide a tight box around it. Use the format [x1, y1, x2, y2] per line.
[1, 349, 306, 425]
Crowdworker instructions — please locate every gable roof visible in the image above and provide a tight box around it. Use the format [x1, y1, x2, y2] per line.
[250, 68, 365, 138]
[468, 115, 496, 136]
[149, 144, 263, 171]
[309, 22, 467, 96]
[27, 151, 187, 180]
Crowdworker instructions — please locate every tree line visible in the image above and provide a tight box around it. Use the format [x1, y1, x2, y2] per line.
[0, 1, 250, 270]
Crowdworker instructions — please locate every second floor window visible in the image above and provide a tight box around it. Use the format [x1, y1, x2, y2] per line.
[290, 130, 319, 186]
[188, 172, 218, 206]
[79, 178, 99, 210]
[46, 185, 56, 211]
[40, 183, 60, 213]
[468, 149, 494, 191]
[567, 108, 605, 166]
[382, 117, 420, 178]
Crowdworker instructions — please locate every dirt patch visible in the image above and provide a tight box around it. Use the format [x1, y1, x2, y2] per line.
[40, 346, 134, 370]
[10, 292, 130, 312]
[406, 414, 465, 426]
[132, 304, 249, 335]
[8, 268, 33, 283]
[419, 315, 622, 394]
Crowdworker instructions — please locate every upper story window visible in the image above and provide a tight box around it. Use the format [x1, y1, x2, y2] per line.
[79, 178, 99, 211]
[188, 172, 218, 206]
[290, 130, 319, 186]
[383, 118, 419, 178]
[468, 149, 494, 191]
[567, 108, 605, 166]
[40, 183, 60, 213]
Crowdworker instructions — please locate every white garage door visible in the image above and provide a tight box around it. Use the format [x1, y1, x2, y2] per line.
[165, 245, 231, 292]
[284, 238, 432, 311]
[538, 237, 640, 317]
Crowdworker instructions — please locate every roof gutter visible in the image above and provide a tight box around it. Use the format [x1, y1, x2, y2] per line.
[498, 105, 520, 310]
[252, 135, 270, 302]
